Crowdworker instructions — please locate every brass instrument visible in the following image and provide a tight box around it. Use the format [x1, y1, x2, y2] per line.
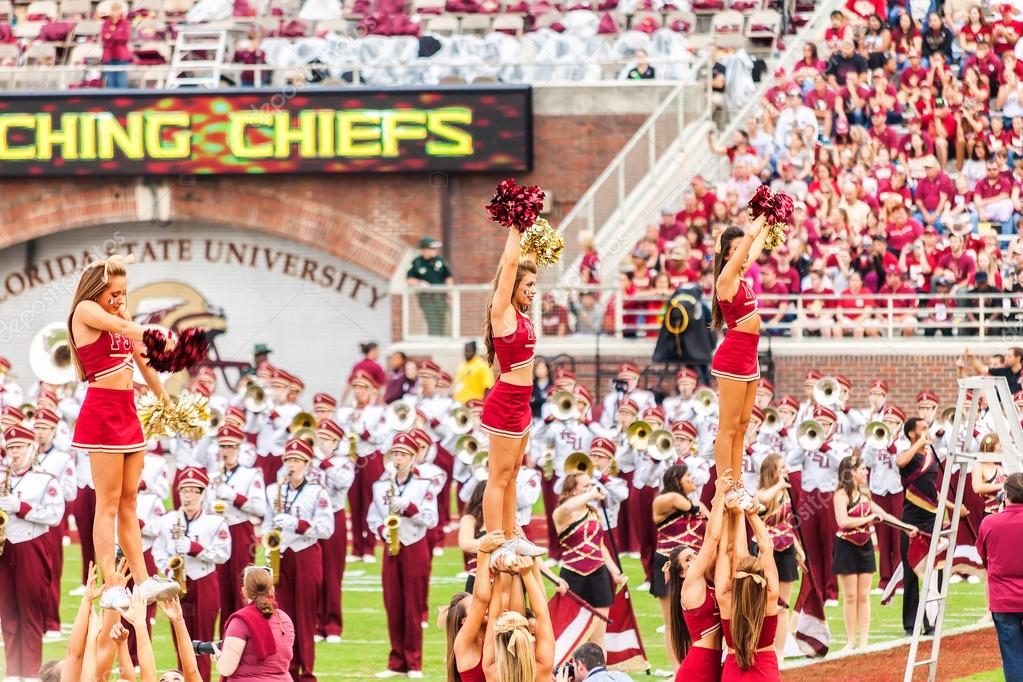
[455, 434, 480, 466]
[540, 442, 555, 481]
[29, 322, 76, 386]
[471, 451, 490, 482]
[761, 407, 782, 435]
[207, 408, 224, 437]
[243, 384, 268, 413]
[563, 451, 593, 477]
[292, 426, 318, 449]
[385, 400, 416, 432]
[288, 412, 316, 433]
[550, 390, 579, 421]
[937, 406, 957, 430]
[0, 465, 11, 557]
[384, 473, 401, 557]
[20, 402, 36, 426]
[864, 421, 892, 450]
[168, 514, 188, 596]
[446, 406, 473, 436]
[694, 388, 717, 417]
[348, 433, 358, 462]
[212, 461, 228, 515]
[626, 420, 653, 450]
[263, 481, 284, 585]
[647, 429, 676, 461]
[812, 377, 841, 408]
[796, 419, 825, 451]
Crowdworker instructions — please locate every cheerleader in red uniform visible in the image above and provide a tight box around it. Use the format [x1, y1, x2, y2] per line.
[711, 216, 770, 500]
[481, 229, 545, 560]
[668, 476, 730, 682]
[444, 530, 505, 682]
[67, 255, 180, 610]
[651, 463, 707, 668]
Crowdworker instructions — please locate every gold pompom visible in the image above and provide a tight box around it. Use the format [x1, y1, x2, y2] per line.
[764, 223, 787, 250]
[519, 218, 564, 268]
[137, 391, 211, 442]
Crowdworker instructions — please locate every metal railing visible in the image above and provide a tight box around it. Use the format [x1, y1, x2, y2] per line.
[396, 286, 1023, 342]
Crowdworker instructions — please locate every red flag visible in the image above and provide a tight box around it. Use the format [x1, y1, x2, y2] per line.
[605, 589, 648, 672]
[794, 559, 830, 657]
[549, 593, 596, 668]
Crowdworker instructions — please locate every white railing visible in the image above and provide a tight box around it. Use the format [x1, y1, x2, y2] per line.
[397, 285, 1023, 342]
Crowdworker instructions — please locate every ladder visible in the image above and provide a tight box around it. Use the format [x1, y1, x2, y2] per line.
[903, 376, 1023, 682]
[167, 28, 228, 89]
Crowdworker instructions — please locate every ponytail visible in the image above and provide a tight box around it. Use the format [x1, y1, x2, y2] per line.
[242, 567, 275, 618]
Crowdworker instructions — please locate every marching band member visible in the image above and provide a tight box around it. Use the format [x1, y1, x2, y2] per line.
[337, 369, 386, 563]
[553, 471, 628, 650]
[310, 418, 355, 644]
[367, 432, 439, 679]
[152, 466, 231, 682]
[409, 427, 447, 562]
[972, 434, 1008, 517]
[791, 405, 851, 603]
[866, 380, 889, 423]
[632, 406, 668, 584]
[861, 405, 907, 592]
[834, 376, 867, 450]
[610, 398, 640, 556]
[691, 385, 719, 466]
[0, 356, 24, 409]
[0, 424, 64, 679]
[662, 368, 699, 425]
[516, 456, 542, 543]
[672, 421, 709, 501]
[754, 378, 775, 411]
[739, 406, 770, 493]
[312, 393, 338, 425]
[795, 370, 822, 425]
[757, 396, 797, 453]
[0, 404, 24, 434]
[35, 387, 74, 452]
[271, 370, 305, 425]
[410, 361, 456, 554]
[599, 363, 656, 429]
[262, 438, 335, 681]
[588, 436, 629, 542]
[208, 424, 267, 635]
[755, 453, 801, 655]
[71, 434, 97, 595]
[651, 463, 705, 669]
[573, 384, 604, 437]
[915, 390, 941, 441]
[449, 399, 488, 509]
[33, 407, 76, 640]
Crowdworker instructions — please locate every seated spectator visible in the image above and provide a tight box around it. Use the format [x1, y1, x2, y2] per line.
[626, 50, 655, 80]
[914, 155, 955, 230]
[891, 14, 922, 66]
[675, 191, 708, 232]
[571, 291, 605, 335]
[922, 275, 957, 336]
[724, 158, 763, 207]
[901, 229, 938, 291]
[804, 74, 838, 141]
[658, 208, 683, 243]
[886, 204, 925, 255]
[922, 13, 954, 62]
[944, 174, 974, 230]
[861, 13, 891, 69]
[794, 43, 827, 89]
[824, 10, 850, 52]
[759, 266, 795, 335]
[826, 38, 868, 90]
[856, 234, 899, 291]
[838, 180, 872, 232]
[837, 270, 880, 337]
[936, 231, 977, 288]
[792, 268, 837, 337]
[877, 265, 919, 335]
[662, 245, 700, 289]
[579, 230, 601, 285]
[771, 161, 809, 200]
[541, 293, 570, 336]
[775, 88, 819, 150]
[962, 270, 1007, 335]
[973, 159, 1017, 233]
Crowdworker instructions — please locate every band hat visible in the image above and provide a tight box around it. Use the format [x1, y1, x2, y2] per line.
[0, 356, 10, 372]
[389, 432, 419, 456]
[835, 375, 852, 390]
[751, 405, 765, 422]
[317, 419, 345, 441]
[869, 380, 889, 395]
[813, 405, 838, 423]
[37, 388, 59, 406]
[409, 428, 432, 453]
[618, 398, 640, 415]
[916, 391, 940, 407]
[758, 378, 775, 394]
[641, 406, 665, 423]
[225, 406, 246, 425]
[882, 405, 907, 423]
[3, 424, 35, 447]
[437, 372, 453, 389]
[283, 438, 314, 462]
[590, 437, 616, 458]
[217, 424, 245, 445]
[1014, 391, 1023, 404]
[280, 370, 305, 392]
[776, 395, 799, 411]
[671, 420, 698, 440]
[197, 366, 216, 379]
[350, 369, 380, 389]
[804, 369, 822, 383]
[188, 382, 212, 399]
[177, 466, 209, 491]
[676, 367, 698, 382]
[33, 408, 61, 428]
[417, 359, 442, 378]
[1, 406, 24, 423]
[572, 385, 593, 406]
[313, 393, 338, 410]
[617, 363, 641, 380]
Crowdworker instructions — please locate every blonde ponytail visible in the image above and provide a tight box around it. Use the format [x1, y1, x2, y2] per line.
[493, 611, 535, 682]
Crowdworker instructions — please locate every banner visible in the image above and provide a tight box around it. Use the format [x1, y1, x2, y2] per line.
[0, 85, 532, 176]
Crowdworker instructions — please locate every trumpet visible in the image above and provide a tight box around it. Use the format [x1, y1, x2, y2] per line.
[455, 434, 480, 466]
[812, 377, 841, 408]
[385, 400, 416, 432]
[864, 420, 892, 450]
[471, 450, 490, 482]
[0, 465, 10, 557]
[385, 475, 401, 557]
[797, 419, 825, 451]
[244, 384, 268, 413]
[563, 451, 593, 477]
[446, 406, 473, 436]
[626, 420, 653, 450]
[761, 407, 782, 435]
[647, 429, 675, 461]
[694, 388, 717, 417]
[262, 481, 284, 585]
[549, 390, 579, 421]
[169, 514, 188, 596]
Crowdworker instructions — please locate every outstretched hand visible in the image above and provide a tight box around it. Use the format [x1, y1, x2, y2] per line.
[159, 596, 184, 624]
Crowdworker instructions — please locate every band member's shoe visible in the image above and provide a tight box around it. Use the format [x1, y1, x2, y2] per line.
[69, 585, 87, 597]
[506, 536, 546, 557]
[408, 671, 423, 679]
[98, 585, 132, 610]
[136, 575, 181, 604]
[326, 635, 342, 643]
[362, 554, 377, 564]
[374, 670, 403, 678]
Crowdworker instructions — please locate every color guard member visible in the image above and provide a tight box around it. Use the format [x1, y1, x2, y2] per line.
[337, 369, 386, 563]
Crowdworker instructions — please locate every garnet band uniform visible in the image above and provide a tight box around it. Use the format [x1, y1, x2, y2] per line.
[131, 485, 165, 663]
[308, 443, 356, 640]
[634, 447, 671, 585]
[35, 442, 76, 635]
[711, 279, 761, 382]
[0, 466, 64, 678]
[481, 309, 535, 438]
[336, 402, 386, 559]
[71, 330, 146, 452]
[74, 448, 97, 585]
[861, 438, 905, 587]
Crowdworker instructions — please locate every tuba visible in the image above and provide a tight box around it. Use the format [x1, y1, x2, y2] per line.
[812, 377, 841, 408]
[563, 451, 593, 477]
[385, 400, 416, 432]
[549, 390, 579, 421]
[243, 384, 268, 413]
[262, 482, 284, 585]
[797, 419, 825, 451]
[626, 420, 652, 450]
[446, 406, 473, 436]
[20, 402, 37, 426]
[761, 407, 782, 435]
[864, 421, 892, 450]
[0, 465, 10, 557]
[29, 322, 76, 386]
[694, 388, 717, 417]
[168, 514, 188, 596]
[455, 434, 480, 466]
[384, 469, 401, 557]
[647, 429, 676, 461]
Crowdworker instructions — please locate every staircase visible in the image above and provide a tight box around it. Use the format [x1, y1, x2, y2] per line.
[167, 28, 229, 89]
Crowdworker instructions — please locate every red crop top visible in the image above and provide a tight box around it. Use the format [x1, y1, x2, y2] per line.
[718, 279, 759, 328]
[722, 613, 778, 651]
[493, 309, 535, 374]
[836, 494, 873, 546]
[75, 329, 135, 382]
[458, 658, 486, 682]
[683, 586, 721, 641]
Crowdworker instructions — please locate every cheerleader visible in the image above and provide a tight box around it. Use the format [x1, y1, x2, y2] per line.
[458, 484, 488, 593]
[67, 254, 179, 609]
[445, 531, 505, 682]
[754, 454, 802, 654]
[710, 217, 771, 502]
[832, 455, 916, 652]
[972, 434, 1007, 516]
[481, 229, 545, 560]
[670, 477, 728, 682]
[483, 556, 555, 682]
[651, 464, 707, 669]
[553, 472, 628, 649]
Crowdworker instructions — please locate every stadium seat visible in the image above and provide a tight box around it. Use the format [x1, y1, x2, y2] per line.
[163, 0, 197, 16]
[0, 42, 19, 63]
[491, 13, 523, 34]
[710, 8, 742, 45]
[423, 14, 458, 33]
[744, 8, 778, 39]
[131, 0, 165, 17]
[67, 40, 101, 63]
[59, 0, 90, 17]
[14, 20, 46, 39]
[459, 14, 492, 34]
[0, 0, 11, 21]
[412, 0, 445, 13]
[25, 42, 57, 63]
[71, 18, 102, 40]
[26, 0, 58, 20]
[95, 0, 117, 16]
[663, 8, 692, 31]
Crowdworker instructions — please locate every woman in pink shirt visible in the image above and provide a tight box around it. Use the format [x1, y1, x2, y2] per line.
[215, 566, 295, 681]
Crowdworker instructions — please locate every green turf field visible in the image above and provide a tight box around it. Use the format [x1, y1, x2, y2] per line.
[13, 544, 991, 680]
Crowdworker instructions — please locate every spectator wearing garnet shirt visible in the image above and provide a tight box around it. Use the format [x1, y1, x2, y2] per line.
[805, 74, 839, 140]
[579, 231, 601, 285]
[963, 40, 1003, 90]
[759, 266, 795, 335]
[900, 228, 938, 291]
[675, 191, 708, 231]
[936, 232, 977, 288]
[922, 275, 956, 337]
[771, 162, 809, 200]
[914, 155, 954, 230]
[824, 10, 850, 51]
[773, 247, 803, 293]
[658, 208, 684, 243]
[793, 268, 837, 337]
[101, 2, 132, 89]
[877, 266, 919, 335]
[837, 268, 879, 338]
[973, 160, 1017, 234]
[724, 158, 763, 207]
[869, 109, 901, 151]
[662, 245, 701, 289]
[691, 176, 718, 217]
[886, 204, 925, 255]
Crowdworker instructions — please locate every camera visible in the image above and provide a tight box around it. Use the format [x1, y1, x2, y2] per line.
[192, 640, 221, 656]
[612, 379, 628, 395]
[554, 662, 575, 680]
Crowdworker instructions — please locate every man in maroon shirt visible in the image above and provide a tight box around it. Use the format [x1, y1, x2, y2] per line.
[902, 50, 928, 87]
[914, 155, 954, 230]
[936, 232, 977, 287]
[805, 74, 838, 140]
[772, 247, 803, 293]
[877, 266, 919, 335]
[870, 109, 901, 152]
[963, 39, 1004, 86]
[886, 205, 924, 255]
[974, 160, 1018, 233]
[977, 473, 1023, 682]
[658, 208, 683, 242]
[691, 176, 718, 217]
[101, 2, 131, 88]
[836, 270, 879, 337]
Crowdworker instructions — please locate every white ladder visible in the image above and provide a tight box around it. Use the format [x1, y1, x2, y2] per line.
[167, 28, 228, 89]
[903, 376, 1023, 682]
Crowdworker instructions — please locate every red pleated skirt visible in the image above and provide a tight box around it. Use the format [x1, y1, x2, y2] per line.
[711, 329, 761, 382]
[481, 380, 532, 438]
[676, 645, 723, 682]
[721, 651, 780, 681]
[71, 387, 146, 453]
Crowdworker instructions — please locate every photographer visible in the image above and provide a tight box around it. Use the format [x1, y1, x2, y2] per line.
[213, 565, 294, 680]
[555, 643, 634, 681]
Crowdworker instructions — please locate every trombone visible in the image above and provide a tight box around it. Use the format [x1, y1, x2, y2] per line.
[626, 420, 653, 450]
[549, 390, 579, 421]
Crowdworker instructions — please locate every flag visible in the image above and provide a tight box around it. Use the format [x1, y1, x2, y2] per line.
[794, 558, 830, 657]
[549, 593, 596, 668]
[880, 531, 947, 625]
[606, 589, 648, 672]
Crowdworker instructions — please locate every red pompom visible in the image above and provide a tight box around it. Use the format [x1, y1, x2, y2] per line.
[486, 178, 545, 232]
[770, 192, 793, 225]
[747, 184, 773, 218]
[143, 328, 210, 374]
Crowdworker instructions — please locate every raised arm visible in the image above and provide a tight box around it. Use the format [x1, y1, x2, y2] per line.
[62, 562, 99, 682]
[490, 230, 525, 332]
[160, 597, 202, 682]
[523, 561, 555, 681]
[746, 509, 779, 597]
[714, 508, 734, 606]
[896, 431, 930, 468]
[455, 532, 504, 655]
[742, 216, 772, 275]
[482, 570, 508, 680]
[121, 590, 157, 682]
[688, 478, 728, 579]
[718, 216, 769, 297]
[73, 300, 148, 343]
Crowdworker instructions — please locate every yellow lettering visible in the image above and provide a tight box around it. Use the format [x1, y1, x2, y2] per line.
[337, 111, 381, 157]
[273, 110, 317, 158]
[380, 110, 427, 157]
[316, 110, 334, 158]
[79, 113, 97, 160]
[97, 112, 145, 159]
[36, 113, 78, 160]
[227, 111, 273, 159]
[426, 108, 473, 157]
[0, 114, 37, 161]
[144, 112, 191, 159]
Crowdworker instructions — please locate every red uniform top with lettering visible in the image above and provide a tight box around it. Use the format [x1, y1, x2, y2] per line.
[718, 278, 759, 328]
[260, 479, 335, 552]
[493, 309, 535, 374]
[152, 509, 231, 579]
[762, 494, 796, 551]
[3, 469, 64, 543]
[559, 511, 606, 576]
[655, 506, 705, 558]
[836, 494, 873, 546]
[214, 464, 267, 525]
[35, 446, 76, 503]
[76, 330, 135, 382]
[367, 472, 439, 546]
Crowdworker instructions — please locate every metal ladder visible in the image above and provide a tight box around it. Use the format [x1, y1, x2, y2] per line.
[903, 375, 1023, 682]
[167, 28, 228, 89]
